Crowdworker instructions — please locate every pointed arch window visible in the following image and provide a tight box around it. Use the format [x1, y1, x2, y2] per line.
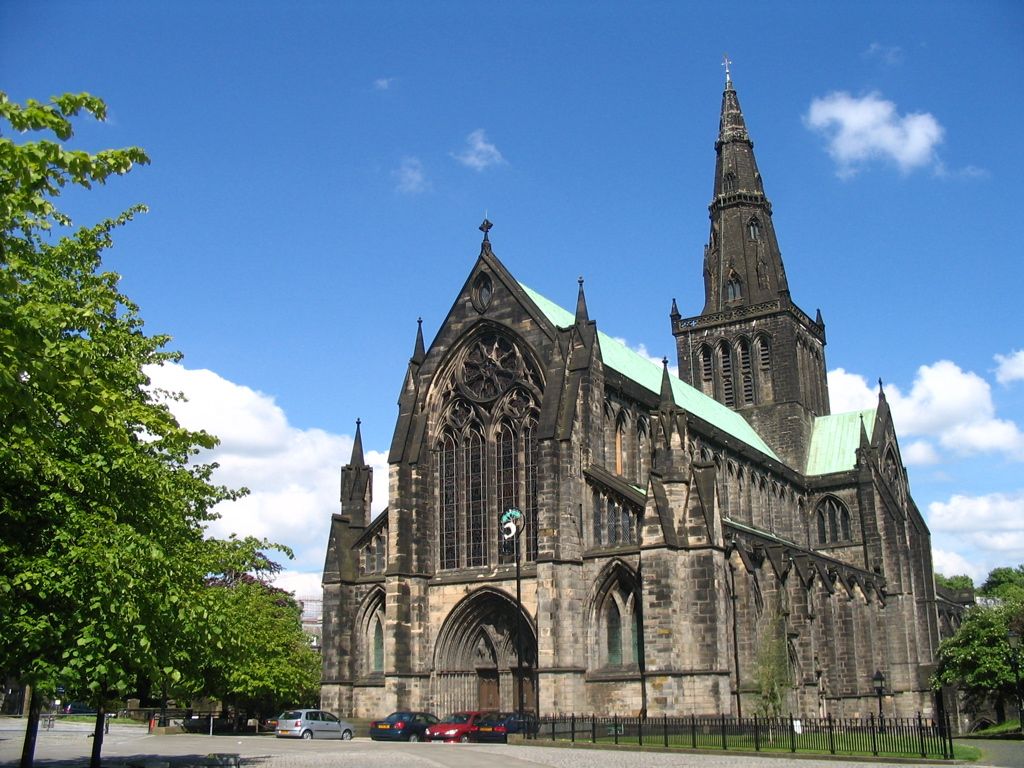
[738, 338, 754, 405]
[439, 432, 459, 569]
[434, 333, 543, 571]
[718, 341, 736, 407]
[372, 617, 384, 673]
[726, 274, 743, 302]
[723, 172, 738, 193]
[524, 420, 539, 562]
[590, 485, 638, 548]
[594, 569, 641, 671]
[816, 496, 851, 545]
[748, 217, 762, 240]
[606, 601, 622, 666]
[699, 344, 714, 396]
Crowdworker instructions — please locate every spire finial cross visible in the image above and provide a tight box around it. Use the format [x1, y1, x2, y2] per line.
[479, 217, 493, 242]
[722, 54, 732, 85]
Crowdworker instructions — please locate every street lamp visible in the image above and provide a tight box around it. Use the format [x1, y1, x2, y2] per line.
[872, 670, 886, 724]
[1008, 629, 1022, 735]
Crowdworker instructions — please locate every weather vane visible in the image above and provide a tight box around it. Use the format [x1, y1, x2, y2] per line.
[723, 54, 732, 84]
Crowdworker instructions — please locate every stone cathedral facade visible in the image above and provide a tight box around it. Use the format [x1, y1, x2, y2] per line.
[321, 74, 951, 720]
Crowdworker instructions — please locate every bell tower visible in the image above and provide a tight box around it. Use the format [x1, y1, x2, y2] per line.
[672, 61, 829, 468]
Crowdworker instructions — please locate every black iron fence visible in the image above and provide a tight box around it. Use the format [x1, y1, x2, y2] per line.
[533, 712, 956, 760]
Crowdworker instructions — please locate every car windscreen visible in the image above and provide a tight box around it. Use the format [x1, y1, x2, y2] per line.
[280, 711, 303, 720]
[443, 713, 471, 724]
[383, 712, 411, 723]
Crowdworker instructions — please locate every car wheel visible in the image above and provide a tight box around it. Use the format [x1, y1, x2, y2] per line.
[407, 733, 419, 743]
[459, 735, 469, 743]
[301, 730, 313, 740]
[341, 730, 352, 740]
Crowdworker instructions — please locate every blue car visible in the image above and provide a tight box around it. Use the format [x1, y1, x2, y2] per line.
[369, 711, 438, 742]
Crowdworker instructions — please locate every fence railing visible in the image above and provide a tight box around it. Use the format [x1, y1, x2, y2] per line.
[532, 712, 955, 760]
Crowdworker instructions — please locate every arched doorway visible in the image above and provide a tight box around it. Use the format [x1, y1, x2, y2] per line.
[433, 587, 537, 715]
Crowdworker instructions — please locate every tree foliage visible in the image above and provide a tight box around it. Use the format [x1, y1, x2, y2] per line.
[933, 563, 1024, 722]
[200, 572, 322, 717]
[934, 572, 975, 592]
[979, 565, 1024, 604]
[0, 92, 278, 766]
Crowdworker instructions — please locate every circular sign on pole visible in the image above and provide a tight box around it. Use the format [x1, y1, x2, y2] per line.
[501, 507, 524, 540]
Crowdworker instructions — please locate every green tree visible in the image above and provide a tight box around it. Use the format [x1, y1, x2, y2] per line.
[200, 571, 322, 721]
[934, 572, 975, 592]
[933, 601, 1024, 723]
[0, 92, 253, 768]
[979, 565, 1024, 604]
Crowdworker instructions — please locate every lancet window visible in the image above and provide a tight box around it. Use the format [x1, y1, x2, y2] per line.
[815, 496, 851, 545]
[433, 332, 543, 571]
[361, 530, 387, 575]
[726, 273, 743, 302]
[590, 486, 638, 548]
[593, 567, 641, 670]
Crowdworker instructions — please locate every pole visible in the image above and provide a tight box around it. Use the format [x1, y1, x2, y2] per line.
[637, 527, 647, 719]
[515, 530, 525, 723]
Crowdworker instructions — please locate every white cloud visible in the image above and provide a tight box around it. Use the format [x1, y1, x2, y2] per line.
[145, 363, 389, 595]
[928, 492, 1024, 576]
[452, 129, 506, 171]
[827, 361, 1024, 461]
[862, 43, 903, 66]
[805, 91, 944, 178]
[273, 570, 326, 601]
[373, 77, 394, 91]
[614, 337, 667, 368]
[995, 349, 1024, 385]
[932, 548, 980, 581]
[903, 440, 940, 466]
[393, 156, 429, 195]
[826, 367, 878, 412]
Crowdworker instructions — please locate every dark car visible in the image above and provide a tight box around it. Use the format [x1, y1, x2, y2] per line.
[424, 711, 490, 743]
[471, 711, 538, 743]
[369, 711, 438, 742]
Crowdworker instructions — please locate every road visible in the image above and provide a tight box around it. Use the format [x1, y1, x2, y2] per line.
[1, 719, 1019, 768]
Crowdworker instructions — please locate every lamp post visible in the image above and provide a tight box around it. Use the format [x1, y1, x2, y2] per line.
[501, 508, 526, 725]
[1009, 629, 1022, 735]
[872, 670, 886, 727]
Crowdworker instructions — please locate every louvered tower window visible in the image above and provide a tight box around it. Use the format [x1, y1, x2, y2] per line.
[739, 338, 754, 405]
[718, 341, 735, 407]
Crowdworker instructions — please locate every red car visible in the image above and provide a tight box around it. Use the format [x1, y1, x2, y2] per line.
[423, 711, 491, 743]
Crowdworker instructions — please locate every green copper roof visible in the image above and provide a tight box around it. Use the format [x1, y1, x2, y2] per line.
[805, 408, 876, 476]
[520, 283, 780, 462]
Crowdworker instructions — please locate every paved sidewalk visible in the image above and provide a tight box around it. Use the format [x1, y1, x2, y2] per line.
[0, 719, 1011, 768]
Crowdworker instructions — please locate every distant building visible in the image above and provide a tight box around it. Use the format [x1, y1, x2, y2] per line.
[321, 73, 958, 720]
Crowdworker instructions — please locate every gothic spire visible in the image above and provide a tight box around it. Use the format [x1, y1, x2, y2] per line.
[412, 317, 425, 365]
[575, 275, 589, 324]
[702, 62, 790, 314]
[659, 357, 675, 408]
[350, 418, 365, 467]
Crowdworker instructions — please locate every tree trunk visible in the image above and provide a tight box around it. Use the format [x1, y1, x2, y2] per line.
[19, 687, 41, 768]
[89, 703, 106, 768]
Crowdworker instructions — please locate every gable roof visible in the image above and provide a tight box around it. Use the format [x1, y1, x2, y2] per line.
[805, 408, 876, 476]
[520, 282, 780, 462]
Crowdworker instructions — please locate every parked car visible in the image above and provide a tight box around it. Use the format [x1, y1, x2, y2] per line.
[424, 711, 490, 743]
[368, 711, 439, 742]
[275, 709, 354, 740]
[471, 711, 538, 743]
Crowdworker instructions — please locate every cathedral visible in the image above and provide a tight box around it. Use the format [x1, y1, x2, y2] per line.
[321, 71, 952, 720]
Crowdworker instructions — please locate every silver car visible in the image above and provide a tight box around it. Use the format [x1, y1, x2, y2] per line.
[275, 709, 354, 740]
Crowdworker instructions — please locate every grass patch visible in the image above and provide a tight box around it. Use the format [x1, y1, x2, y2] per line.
[965, 718, 1022, 738]
[953, 743, 983, 761]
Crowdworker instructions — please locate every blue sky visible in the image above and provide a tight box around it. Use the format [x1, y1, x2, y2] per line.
[4, 1, 1023, 596]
